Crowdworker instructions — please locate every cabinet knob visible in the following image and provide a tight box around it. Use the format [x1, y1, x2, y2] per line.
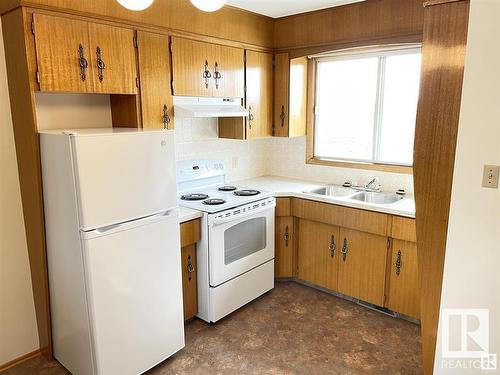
[341, 238, 348, 261]
[203, 60, 212, 89]
[96, 46, 106, 82]
[78, 44, 88, 82]
[394, 250, 402, 276]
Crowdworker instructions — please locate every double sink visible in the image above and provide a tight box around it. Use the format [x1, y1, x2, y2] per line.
[305, 185, 404, 205]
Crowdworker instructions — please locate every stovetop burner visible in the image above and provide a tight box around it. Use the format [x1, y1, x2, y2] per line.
[202, 198, 226, 205]
[234, 189, 261, 197]
[181, 193, 209, 201]
[218, 185, 238, 192]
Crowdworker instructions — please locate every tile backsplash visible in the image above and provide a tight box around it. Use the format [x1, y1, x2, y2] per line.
[174, 118, 414, 194]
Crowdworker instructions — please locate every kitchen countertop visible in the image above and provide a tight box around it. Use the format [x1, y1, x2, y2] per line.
[178, 207, 203, 223]
[234, 175, 416, 218]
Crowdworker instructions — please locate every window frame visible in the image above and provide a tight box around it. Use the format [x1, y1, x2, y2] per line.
[306, 45, 422, 174]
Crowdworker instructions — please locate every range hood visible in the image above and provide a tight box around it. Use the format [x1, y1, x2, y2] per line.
[173, 96, 248, 118]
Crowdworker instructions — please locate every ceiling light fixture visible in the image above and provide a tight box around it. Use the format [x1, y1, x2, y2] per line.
[116, 0, 154, 11]
[190, 0, 227, 12]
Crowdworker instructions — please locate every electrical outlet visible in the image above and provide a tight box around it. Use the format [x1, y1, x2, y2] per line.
[482, 165, 500, 188]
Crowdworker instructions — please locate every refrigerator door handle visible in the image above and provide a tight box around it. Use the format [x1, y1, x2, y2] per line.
[82, 209, 178, 238]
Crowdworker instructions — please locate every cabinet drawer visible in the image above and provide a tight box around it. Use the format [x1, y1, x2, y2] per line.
[180, 218, 201, 247]
[291, 198, 389, 237]
[391, 216, 417, 242]
[275, 197, 291, 217]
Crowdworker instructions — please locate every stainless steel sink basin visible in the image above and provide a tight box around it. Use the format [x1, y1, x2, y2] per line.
[306, 185, 357, 198]
[350, 191, 403, 205]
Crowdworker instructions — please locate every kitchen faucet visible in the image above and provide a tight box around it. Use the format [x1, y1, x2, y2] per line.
[349, 177, 381, 192]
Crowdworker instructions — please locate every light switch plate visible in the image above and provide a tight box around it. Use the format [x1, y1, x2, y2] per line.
[482, 165, 500, 188]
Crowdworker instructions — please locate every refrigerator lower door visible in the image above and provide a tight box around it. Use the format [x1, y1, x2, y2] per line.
[71, 130, 177, 231]
[81, 211, 184, 375]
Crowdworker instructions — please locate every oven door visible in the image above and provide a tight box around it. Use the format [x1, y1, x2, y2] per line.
[208, 198, 275, 287]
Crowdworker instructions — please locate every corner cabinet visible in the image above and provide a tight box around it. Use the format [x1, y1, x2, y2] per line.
[170, 37, 244, 98]
[32, 14, 137, 94]
[273, 53, 307, 137]
[136, 31, 174, 129]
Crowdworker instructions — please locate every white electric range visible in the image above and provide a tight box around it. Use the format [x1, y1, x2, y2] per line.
[177, 160, 275, 323]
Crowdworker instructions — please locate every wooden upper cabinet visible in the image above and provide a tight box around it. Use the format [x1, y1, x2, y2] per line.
[212, 43, 244, 98]
[137, 31, 174, 129]
[337, 228, 388, 306]
[88, 23, 137, 94]
[246, 50, 273, 138]
[170, 37, 244, 98]
[33, 14, 94, 92]
[32, 14, 137, 94]
[274, 53, 307, 137]
[387, 240, 420, 319]
[297, 219, 340, 291]
[171, 37, 214, 97]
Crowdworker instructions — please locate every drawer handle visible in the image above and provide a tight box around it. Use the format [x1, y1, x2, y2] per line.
[395, 250, 402, 276]
[203, 60, 212, 89]
[341, 238, 348, 261]
[187, 255, 195, 281]
[78, 44, 88, 82]
[329, 235, 336, 258]
[96, 46, 105, 82]
[283, 225, 289, 247]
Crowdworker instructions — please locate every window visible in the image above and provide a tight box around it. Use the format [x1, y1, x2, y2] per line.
[313, 47, 422, 167]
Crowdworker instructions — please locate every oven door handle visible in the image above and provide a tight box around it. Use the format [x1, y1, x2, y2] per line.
[211, 203, 275, 226]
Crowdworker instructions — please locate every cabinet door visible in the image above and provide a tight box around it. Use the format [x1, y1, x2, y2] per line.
[33, 14, 93, 92]
[246, 50, 273, 138]
[337, 228, 388, 306]
[212, 44, 244, 98]
[88, 23, 137, 94]
[275, 216, 294, 278]
[297, 219, 340, 291]
[137, 31, 174, 129]
[181, 244, 198, 321]
[288, 57, 308, 137]
[273, 52, 290, 137]
[387, 240, 420, 319]
[171, 37, 214, 97]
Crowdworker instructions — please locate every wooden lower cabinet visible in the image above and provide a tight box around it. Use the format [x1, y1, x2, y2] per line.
[181, 244, 198, 321]
[275, 216, 295, 278]
[297, 219, 340, 291]
[386, 240, 420, 319]
[337, 228, 388, 306]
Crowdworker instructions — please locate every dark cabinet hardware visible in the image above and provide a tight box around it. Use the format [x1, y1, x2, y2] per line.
[280, 105, 286, 127]
[341, 238, 348, 261]
[96, 46, 105, 82]
[78, 44, 88, 82]
[283, 225, 289, 247]
[214, 62, 222, 89]
[395, 250, 402, 276]
[248, 105, 254, 129]
[162, 105, 171, 129]
[203, 60, 212, 89]
[329, 235, 336, 258]
[187, 255, 195, 281]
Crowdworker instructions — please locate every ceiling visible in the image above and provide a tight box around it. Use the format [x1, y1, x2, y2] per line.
[226, 0, 365, 18]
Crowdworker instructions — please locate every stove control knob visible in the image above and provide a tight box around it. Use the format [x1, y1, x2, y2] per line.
[219, 163, 224, 169]
[214, 164, 219, 170]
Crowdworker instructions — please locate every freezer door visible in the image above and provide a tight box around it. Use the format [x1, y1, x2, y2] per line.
[82, 211, 184, 375]
[71, 130, 177, 230]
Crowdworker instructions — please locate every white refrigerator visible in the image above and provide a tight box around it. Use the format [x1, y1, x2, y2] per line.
[40, 128, 185, 375]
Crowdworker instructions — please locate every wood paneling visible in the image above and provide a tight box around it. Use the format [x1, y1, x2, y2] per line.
[387, 240, 420, 319]
[292, 198, 389, 237]
[274, 0, 424, 53]
[1, 7, 52, 356]
[246, 50, 273, 138]
[137, 31, 173, 130]
[297, 219, 340, 291]
[337, 228, 388, 306]
[218, 117, 245, 140]
[275, 197, 291, 217]
[391, 216, 417, 242]
[88, 22, 137, 94]
[273, 52, 289, 137]
[275, 216, 295, 278]
[0, 0, 274, 49]
[180, 218, 201, 248]
[33, 13, 93, 92]
[110, 94, 141, 128]
[413, 1, 470, 373]
[181, 244, 197, 321]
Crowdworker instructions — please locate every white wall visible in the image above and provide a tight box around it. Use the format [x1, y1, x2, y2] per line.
[0, 20, 40, 365]
[434, 1, 500, 373]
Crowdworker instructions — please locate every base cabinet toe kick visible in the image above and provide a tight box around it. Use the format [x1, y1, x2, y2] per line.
[274, 197, 420, 321]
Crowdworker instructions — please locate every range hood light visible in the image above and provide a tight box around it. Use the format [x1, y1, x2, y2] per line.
[116, 0, 154, 11]
[190, 0, 227, 12]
